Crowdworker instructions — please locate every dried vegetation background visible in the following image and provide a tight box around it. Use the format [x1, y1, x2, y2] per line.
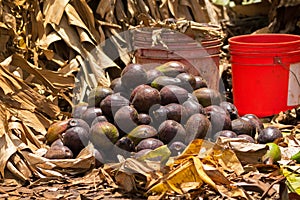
[0, 0, 300, 199]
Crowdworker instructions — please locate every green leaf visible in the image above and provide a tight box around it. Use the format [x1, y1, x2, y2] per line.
[262, 143, 281, 164]
[291, 151, 300, 163]
[138, 145, 171, 164]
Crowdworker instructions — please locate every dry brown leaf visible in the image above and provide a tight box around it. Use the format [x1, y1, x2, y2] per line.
[0, 104, 9, 136]
[51, 15, 86, 56]
[217, 184, 249, 199]
[99, 167, 118, 188]
[234, 179, 277, 197]
[105, 157, 162, 191]
[38, 32, 62, 49]
[72, 0, 95, 26]
[127, 0, 139, 22]
[96, 0, 113, 19]
[112, 157, 160, 176]
[212, 146, 244, 175]
[10, 153, 33, 180]
[176, 139, 204, 160]
[0, 107, 17, 177]
[178, 4, 193, 20]
[0, 25, 11, 61]
[115, 0, 129, 24]
[204, 0, 219, 24]
[144, 139, 247, 197]
[215, 137, 268, 166]
[6, 161, 29, 183]
[148, 156, 217, 196]
[159, 0, 170, 19]
[76, 26, 95, 44]
[180, 0, 207, 23]
[9, 108, 50, 138]
[38, 69, 74, 89]
[19, 117, 44, 148]
[115, 172, 136, 192]
[180, 182, 202, 193]
[136, 0, 150, 15]
[2, 12, 16, 32]
[105, 7, 115, 24]
[47, 9, 116, 93]
[31, 6, 45, 42]
[8, 130, 31, 152]
[74, 56, 97, 101]
[108, 29, 131, 65]
[43, 0, 70, 25]
[203, 164, 232, 185]
[168, 0, 179, 18]
[9, 121, 28, 146]
[65, 3, 97, 44]
[71, 0, 101, 43]
[21, 143, 95, 178]
[0, 55, 61, 120]
[57, 57, 80, 75]
[193, 156, 217, 189]
[143, 0, 156, 21]
[74, 49, 115, 100]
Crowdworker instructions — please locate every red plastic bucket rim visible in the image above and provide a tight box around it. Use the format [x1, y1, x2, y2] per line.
[229, 33, 300, 47]
[230, 49, 300, 56]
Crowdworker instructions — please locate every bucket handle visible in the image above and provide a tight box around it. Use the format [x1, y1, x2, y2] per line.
[274, 56, 300, 88]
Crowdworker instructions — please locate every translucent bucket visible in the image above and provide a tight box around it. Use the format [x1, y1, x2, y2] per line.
[133, 28, 222, 90]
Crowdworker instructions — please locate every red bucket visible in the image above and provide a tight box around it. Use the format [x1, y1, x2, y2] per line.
[229, 34, 300, 117]
[133, 27, 222, 90]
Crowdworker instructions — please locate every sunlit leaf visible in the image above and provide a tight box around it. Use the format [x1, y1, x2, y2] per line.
[212, 0, 230, 6]
[65, 3, 98, 44]
[43, 0, 70, 25]
[282, 166, 300, 195]
[137, 145, 171, 164]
